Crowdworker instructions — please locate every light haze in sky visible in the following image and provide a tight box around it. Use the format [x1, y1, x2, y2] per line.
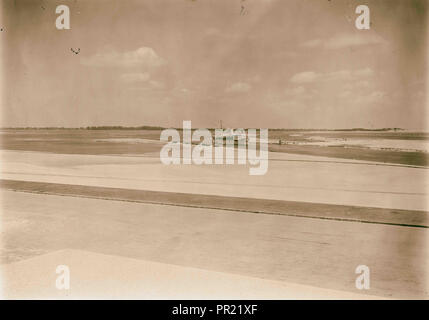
[1, 0, 427, 129]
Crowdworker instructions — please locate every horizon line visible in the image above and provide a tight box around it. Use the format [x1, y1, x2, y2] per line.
[0, 126, 418, 132]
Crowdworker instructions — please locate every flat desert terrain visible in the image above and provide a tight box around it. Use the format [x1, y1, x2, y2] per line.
[1, 129, 428, 299]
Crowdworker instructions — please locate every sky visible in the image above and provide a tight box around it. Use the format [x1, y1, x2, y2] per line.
[1, 0, 428, 129]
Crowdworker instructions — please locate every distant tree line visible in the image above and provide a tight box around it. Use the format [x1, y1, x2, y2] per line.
[1, 126, 404, 132]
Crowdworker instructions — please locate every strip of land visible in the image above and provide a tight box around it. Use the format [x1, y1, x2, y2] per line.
[1, 150, 427, 211]
[270, 144, 428, 167]
[1, 179, 427, 228]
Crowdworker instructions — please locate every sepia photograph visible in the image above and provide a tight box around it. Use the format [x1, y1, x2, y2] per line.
[0, 0, 428, 307]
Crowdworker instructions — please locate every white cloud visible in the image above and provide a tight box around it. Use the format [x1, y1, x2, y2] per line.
[328, 68, 374, 81]
[120, 73, 150, 83]
[353, 91, 387, 104]
[290, 71, 319, 84]
[290, 68, 374, 84]
[149, 80, 165, 89]
[225, 82, 252, 93]
[326, 70, 352, 81]
[81, 47, 166, 68]
[326, 34, 386, 49]
[355, 80, 370, 88]
[124, 79, 165, 91]
[300, 34, 386, 50]
[353, 68, 374, 77]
